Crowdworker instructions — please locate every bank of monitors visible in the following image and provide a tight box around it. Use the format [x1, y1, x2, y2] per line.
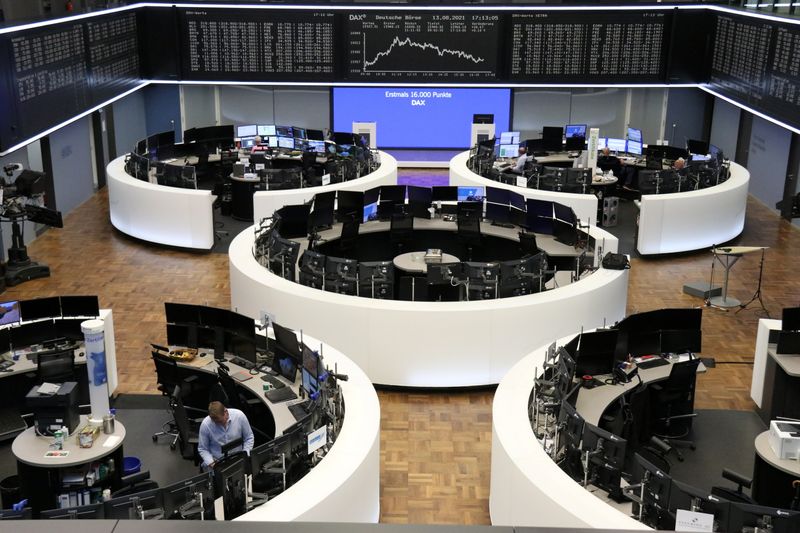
[41, 502, 104, 519]
[565, 124, 586, 151]
[542, 126, 564, 152]
[485, 187, 511, 226]
[162, 472, 215, 520]
[634, 453, 673, 529]
[299, 250, 326, 290]
[581, 423, 627, 500]
[212, 453, 248, 520]
[268, 236, 301, 281]
[407, 186, 433, 219]
[498, 254, 542, 298]
[324, 257, 358, 295]
[499, 131, 520, 145]
[103, 488, 164, 520]
[667, 480, 731, 532]
[574, 330, 619, 376]
[19, 297, 61, 322]
[358, 261, 394, 299]
[465, 262, 500, 300]
[627, 127, 643, 144]
[378, 185, 406, 220]
[727, 503, 800, 533]
[0, 301, 20, 326]
[337, 190, 364, 222]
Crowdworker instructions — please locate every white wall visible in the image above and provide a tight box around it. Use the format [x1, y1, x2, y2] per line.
[112, 89, 147, 157]
[710, 97, 741, 160]
[747, 116, 791, 212]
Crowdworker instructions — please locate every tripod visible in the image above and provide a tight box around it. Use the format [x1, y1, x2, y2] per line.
[737, 247, 770, 317]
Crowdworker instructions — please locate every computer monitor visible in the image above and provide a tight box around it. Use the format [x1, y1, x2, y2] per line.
[301, 345, 320, 396]
[333, 131, 355, 146]
[11, 320, 55, 349]
[276, 204, 311, 239]
[167, 323, 195, 349]
[485, 202, 510, 225]
[310, 191, 336, 231]
[575, 329, 619, 376]
[667, 479, 731, 532]
[659, 329, 702, 355]
[662, 145, 689, 162]
[606, 138, 626, 153]
[565, 135, 586, 151]
[458, 186, 484, 202]
[627, 127, 643, 143]
[525, 198, 554, 234]
[0, 301, 20, 326]
[237, 125, 257, 138]
[337, 190, 365, 222]
[473, 113, 494, 124]
[783, 307, 800, 331]
[103, 487, 164, 520]
[272, 322, 302, 363]
[727, 503, 800, 533]
[268, 236, 300, 280]
[293, 127, 307, 140]
[299, 250, 326, 276]
[275, 125, 293, 137]
[161, 471, 215, 520]
[271, 349, 298, 382]
[498, 144, 518, 158]
[431, 186, 458, 202]
[307, 140, 325, 153]
[627, 139, 643, 156]
[165, 302, 199, 325]
[41, 502, 105, 519]
[324, 257, 358, 295]
[357, 260, 394, 299]
[277, 137, 295, 150]
[686, 139, 710, 155]
[499, 131, 520, 145]
[542, 126, 563, 152]
[19, 297, 61, 321]
[407, 186, 433, 219]
[565, 124, 586, 139]
[580, 423, 626, 499]
[257, 125, 276, 137]
[306, 129, 324, 141]
[633, 453, 673, 529]
[60, 295, 100, 317]
[212, 453, 248, 520]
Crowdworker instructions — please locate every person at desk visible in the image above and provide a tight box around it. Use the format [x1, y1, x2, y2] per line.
[509, 146, 531, 175]
[598, 147, 637, 190]
[198, 401, 254, 469]
[251, 135, 267, 153]
[672, 157, 687, 176]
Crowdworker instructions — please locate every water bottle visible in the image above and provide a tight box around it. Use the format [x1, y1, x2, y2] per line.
[54, 429, 63, 450]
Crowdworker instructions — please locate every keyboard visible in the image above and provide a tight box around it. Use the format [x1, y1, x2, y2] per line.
[636, 357, 670, 370]
[266, 387, 297, 403]
[261, 374, 285, 389]
[288, 401, 310, 421]
[0, 360, 13, 371]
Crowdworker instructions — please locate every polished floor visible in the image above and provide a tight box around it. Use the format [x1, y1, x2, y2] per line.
[4, 170, 799, 524]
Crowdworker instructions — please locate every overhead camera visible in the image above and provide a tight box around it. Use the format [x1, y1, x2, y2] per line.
[0, 165, 63, 288]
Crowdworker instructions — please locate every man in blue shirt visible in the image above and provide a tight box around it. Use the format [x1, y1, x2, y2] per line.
[198, 401, 255, 468]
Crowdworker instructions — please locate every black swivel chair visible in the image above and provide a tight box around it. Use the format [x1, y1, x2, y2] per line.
[649, 357, 701, 450]
[216, 365, 261, 419]
[171, 384, 203, 462]
[518, 231, 539, 257]
[151, 350, 198, 447]
[339, 212, 360, 253]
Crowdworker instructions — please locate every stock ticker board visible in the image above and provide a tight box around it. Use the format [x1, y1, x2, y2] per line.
[345, 12, 501, 81]
[180, 9, 336, 81]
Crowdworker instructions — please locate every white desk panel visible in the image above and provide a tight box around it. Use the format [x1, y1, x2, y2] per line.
[491, 338, 648, 529]
[229, 229, 628, 388]
[236, 333, 380, 523]
[637, 163, 749, 255]
[252, 152, 398, 224]
[106, 156, 217, 250]
[449, 151, 600, 227]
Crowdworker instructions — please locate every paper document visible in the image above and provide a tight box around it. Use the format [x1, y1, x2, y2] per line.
[37, 382, 61, 395]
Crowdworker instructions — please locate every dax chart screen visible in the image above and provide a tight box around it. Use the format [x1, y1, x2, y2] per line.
[345, 12, 501, 81]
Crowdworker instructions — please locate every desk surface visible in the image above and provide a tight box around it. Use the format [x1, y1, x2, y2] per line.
[12, 414, 125, 467]
[393, 251, 460, 274]
[767, 345, 800, 377]
[754, 430, 800, 477]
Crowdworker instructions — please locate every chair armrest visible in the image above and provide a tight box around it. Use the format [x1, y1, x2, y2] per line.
[245, 398, 261, 407]
[651, 383, 664, 391]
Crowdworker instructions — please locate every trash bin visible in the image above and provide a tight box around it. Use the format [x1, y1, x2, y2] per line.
[0, 475, 21, 509]
[123, 456, 141, 476]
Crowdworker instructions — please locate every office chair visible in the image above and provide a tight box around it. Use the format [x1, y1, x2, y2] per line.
[151, 350, 198, 447]
[216, 365, 261, 418]
[37, 349, 75, 384]
[518, 231, 539, 256]
[339, 212, 360, 253]
[171, 384, 203, 462]
[711, 468, 758, 504]
[390, 207, 414, 254]
[649, 357, 701, 450]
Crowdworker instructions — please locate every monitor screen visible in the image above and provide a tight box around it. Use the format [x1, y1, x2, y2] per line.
[606, 138, 627, 152]
[104, 488, 163, 520]
[575, 330, 619, 376]
[431, 186, 458, 202]
[237, 125, 257, 138]
[257, 125, 276, 137]
[267, 136, 279, 147]
[60, 295, 99, 317]
[783, 307, 800, 331]
[627, 140, 643, 156]
[541, 126, 564, 152]
[499, 131, 520, 145]
[308, 140, 326, 153]
[165, 302, 199, 325]
[276, 125, 293, 137]
[0, 300, 20, 326]
[273, 322, 301, 363]
[553, 203, 574, 224]
[627, 127, 643, 143]
[338, 190, 365, 221]
[301, 345, 320, 396]
[19, 297, 61, 321]
[162, 472, 215, 520]
[306, 129, 325, 141]
[241, 137, 255, 148]
[272, 351, 298, 382]
[380, 185, 406, 203]
[498, 144, 518, 158]
[363, 203, 378, 223]
[277, 137, 295, 149]
[310, 191, 336, 230]
[293, 127, 307, 140]
[458, 187, 484, 202]
[486, 187, 510, 205]
[597, 137, 608, 150]
[565, 124, 586, 138]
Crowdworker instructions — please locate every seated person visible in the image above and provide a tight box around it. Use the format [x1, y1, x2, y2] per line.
[508, 146, 531, 175]
[198, 401, 254, 469]
[672, 157, 687, 176]
[596, 147, 621, 174]
[251, 135, 267, 152]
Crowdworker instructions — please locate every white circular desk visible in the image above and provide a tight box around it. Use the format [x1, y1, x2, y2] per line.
[490, 337, 648, 530]
[236, 331, 380, 523]
[636, 162, 750, 255]
[106, 152, 397, 251]
[393, 251, 460, 274]
[229, 226, 629, 388]
[449, 151, 601, 227]
[252, 152, 398, 224]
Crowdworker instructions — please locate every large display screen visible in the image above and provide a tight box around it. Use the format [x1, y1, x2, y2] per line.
[345, 12, 501, 82]
[508, 11, 668, 83]
[333, 87, 510, 149]
[179, 9, 336, 81]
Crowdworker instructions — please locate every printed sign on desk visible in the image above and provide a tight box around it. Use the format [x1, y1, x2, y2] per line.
[322, 173, 331, 186]
[307, 425, 327, 454]
[675, 509, 714, 532]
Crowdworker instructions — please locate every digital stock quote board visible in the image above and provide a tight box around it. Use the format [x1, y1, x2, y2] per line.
[344, 12, 501, 82]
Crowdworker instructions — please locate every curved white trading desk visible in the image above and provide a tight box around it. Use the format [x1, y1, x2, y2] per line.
[106, 156, 217, 250]
[252, 152, 398, 223]
[449, 151, 600, 227]
[236, 332, 380, 523]
[490, 337, 648, 530]
[636, 162, 749, 255]
[229, 226, 628, 388]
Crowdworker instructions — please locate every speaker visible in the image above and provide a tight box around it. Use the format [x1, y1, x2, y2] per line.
[602, 197, 619, 227]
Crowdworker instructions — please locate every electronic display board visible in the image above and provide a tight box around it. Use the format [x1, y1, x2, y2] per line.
[345, 12, 501, 81]
[509, 11, 668, 83]
[86, 11, 141, 105]
[179, 9, 336, 81]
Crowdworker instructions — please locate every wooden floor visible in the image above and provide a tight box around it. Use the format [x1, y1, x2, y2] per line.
[6, 176, 800, 524]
